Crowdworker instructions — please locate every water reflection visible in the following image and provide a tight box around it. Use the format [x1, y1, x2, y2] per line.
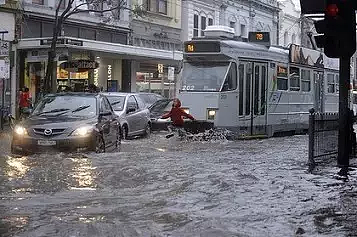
[4, 156, 29, 179]
[68, 157, 97, 190]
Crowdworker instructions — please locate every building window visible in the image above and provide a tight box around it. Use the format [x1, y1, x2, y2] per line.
[193, 14, 199, 37]
[158, 0, 167, 14]
[146, 0, 167, 15]
[201, 16, 206, 36]
[208, 18, 213, 26]
[57, 0, 65, 9]
[284, 32, 288, 46]
[240, 24, 246, 37]
[292, 33, 296, 44]
[230, 21, 235, 29]
[32, 0, 44, 4]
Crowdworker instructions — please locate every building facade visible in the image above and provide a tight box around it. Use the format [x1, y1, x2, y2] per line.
[277, 0, 301, 47]
[130, 0, 182, 97]
[182, 0, 280, 45]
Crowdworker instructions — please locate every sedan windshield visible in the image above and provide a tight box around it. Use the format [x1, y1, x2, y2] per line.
[32, 96, 97, 117]
[107, 96, 126, 111]
[181, 61, 230, 91]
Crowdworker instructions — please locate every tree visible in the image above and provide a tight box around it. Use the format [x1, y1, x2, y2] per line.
[44, 0, 146, 94]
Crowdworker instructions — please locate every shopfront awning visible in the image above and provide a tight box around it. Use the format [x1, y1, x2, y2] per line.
[17, 37, 183, 62]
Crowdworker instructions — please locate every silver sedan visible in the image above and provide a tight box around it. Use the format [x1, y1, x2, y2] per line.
[102, 92, 151, 139]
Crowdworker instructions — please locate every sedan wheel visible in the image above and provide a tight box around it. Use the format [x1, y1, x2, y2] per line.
[95, 135, 105, 153]
[144, 123, 151, 137]
[115, 128, 121, 151]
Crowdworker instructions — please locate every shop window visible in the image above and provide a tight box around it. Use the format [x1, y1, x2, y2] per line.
[277, 66, 288, 90]
[301, 69, 311, 92]
[201, 16, 206, 36]
[193, 14, 199, 37]
[289, 67, 300, 91]
[222, 62, 237, 91]
[327, 73, 335, 93]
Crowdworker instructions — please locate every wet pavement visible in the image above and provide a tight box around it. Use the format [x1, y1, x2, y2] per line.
[1, 130, 357, 236]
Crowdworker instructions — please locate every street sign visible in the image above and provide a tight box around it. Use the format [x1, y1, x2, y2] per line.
[168, 67, 174, 81]
[0, 41, 9, 56]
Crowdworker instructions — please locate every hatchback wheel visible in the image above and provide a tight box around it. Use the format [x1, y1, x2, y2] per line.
[122, 125, 128, 140]
[95, 135, 105, 153]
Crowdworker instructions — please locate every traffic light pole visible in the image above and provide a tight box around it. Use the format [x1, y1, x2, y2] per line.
[337, 56, 350, 172]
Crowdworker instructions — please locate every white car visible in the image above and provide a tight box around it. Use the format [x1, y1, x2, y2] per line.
[102, 92, 151, 139]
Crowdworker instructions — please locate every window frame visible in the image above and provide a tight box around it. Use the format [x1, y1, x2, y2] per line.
[193, 14, 199, 37]
[300, 68, 311, 92]
[221, 62, 238, 92]
[289, 66, 300, 92]
[277, 65, 288, 91]
[327, 73, 335, 94]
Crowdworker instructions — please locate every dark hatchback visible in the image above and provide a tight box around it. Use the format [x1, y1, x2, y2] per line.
[11, 93, 121, 154]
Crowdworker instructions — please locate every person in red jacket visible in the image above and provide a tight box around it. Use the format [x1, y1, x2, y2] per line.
[161, 98, 195, 138]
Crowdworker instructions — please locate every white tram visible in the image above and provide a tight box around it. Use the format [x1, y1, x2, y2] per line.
[178, 26, 342, 137]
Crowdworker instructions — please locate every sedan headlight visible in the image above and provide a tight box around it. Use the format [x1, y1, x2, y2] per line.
[14, 125, 28, 136]
[207, 109, 217, 120]
[72, 126, 94, 136]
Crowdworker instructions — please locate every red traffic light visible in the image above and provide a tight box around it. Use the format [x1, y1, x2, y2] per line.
[326, 3, 339, 17]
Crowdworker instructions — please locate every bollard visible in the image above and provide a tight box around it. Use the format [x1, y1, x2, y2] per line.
[308, 108, 316, 171]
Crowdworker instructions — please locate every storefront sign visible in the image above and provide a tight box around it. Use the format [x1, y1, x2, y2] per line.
[40, 38, 83, 46]
[168, 67, 174, 81]
[94, 68, 99, 86]
[107, 65, 112, 80]
[158, 64, 163, 74]
[60, 60, 99, 72]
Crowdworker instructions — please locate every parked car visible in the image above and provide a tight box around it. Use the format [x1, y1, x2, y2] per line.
[102, 92, 151, 139]
[148, 98, 214, 133]
[11, 93, 121, 154]
[136, 92, 164, 108]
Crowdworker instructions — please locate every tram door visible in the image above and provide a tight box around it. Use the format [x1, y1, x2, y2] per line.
[313, 71, 324, 113]
[238, 62, 268, 135]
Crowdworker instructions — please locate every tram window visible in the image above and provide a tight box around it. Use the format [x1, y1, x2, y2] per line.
[222, 62, 237, 91]
[327, 74, 335, 93]
[301, 69, 311, 92]
[238, 64, 244, 116]
[335, 75, 339, 93]
[261, 66, 266, 115]
[289, 67, 300, 91]
[277, 66, 288, 91]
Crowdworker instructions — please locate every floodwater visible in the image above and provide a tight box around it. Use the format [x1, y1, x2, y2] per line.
[0, 131, 357, 237]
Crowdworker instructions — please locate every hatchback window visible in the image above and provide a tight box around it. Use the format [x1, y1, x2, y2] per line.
[107, 96, 126, 111]
[33, 95, 97, 117]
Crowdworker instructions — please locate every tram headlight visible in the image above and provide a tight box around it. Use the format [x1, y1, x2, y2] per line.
[207, 109, 217, 120]
[182, 108, 190, 114]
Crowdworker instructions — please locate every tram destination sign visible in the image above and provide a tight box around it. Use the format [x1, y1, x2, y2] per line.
[248, 32, 270, 46]
[60, 60, 99, 72]
[184, 42, 220, 53]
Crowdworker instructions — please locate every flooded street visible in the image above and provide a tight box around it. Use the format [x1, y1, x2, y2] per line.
[1, 132, 357, 236]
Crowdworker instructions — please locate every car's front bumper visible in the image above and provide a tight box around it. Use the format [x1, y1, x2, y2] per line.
[11, 134, 96, 154]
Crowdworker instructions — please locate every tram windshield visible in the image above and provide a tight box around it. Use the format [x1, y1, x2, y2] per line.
[181, 61, 230, 91]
